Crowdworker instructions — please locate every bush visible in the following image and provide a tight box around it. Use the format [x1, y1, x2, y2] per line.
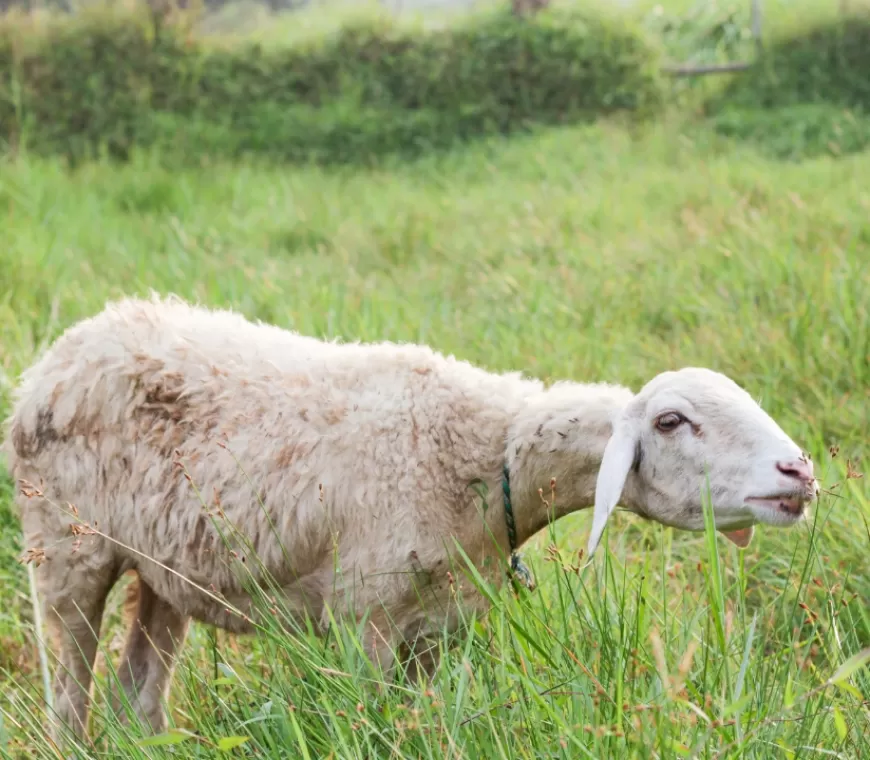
[715, 12, 870, 110]
[0, 7, 190, 160]
[701, 12, 870, 161]
[0, 4, 666, 164]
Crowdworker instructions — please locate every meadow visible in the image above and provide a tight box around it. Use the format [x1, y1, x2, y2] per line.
[1, 1, 869, 758]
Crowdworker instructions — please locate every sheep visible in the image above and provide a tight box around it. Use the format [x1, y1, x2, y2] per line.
[2, 293, 818, 742]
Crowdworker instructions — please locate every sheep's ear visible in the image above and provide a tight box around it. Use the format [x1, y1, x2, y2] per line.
[587, 416, 640, 557]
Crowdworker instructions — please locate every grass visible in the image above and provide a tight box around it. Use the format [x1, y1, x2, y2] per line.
[1, 107, 869, 758]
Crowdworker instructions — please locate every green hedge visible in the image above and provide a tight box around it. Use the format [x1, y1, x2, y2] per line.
[711, 13, 870, 110]
[703, 13, 870, 160]
[0, 5, 665, 164]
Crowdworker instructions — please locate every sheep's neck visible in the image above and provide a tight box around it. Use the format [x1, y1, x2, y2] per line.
[507, 392, 635, 548]
[509, 459, 604, 547]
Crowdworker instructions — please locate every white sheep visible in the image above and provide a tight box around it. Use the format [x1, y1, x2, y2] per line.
[2, 294, 818, 741]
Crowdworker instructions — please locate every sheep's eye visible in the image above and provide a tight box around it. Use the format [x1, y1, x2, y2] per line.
[655, 412, 685, 432]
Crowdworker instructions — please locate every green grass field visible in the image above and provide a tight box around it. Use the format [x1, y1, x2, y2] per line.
[1, 56, 869, 760]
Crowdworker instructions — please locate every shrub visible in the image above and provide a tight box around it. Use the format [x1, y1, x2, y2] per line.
[0, 7, 187, 160]
[0, 3, 666, 164]
[711, 13, 870, 111]
[702, 12, 870, 161]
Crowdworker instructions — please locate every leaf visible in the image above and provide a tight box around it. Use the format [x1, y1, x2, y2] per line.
[833, 681, 864, 701]
[784, 674, 794, 709]
[722, 692, 753, 718]
[832, 706, 848, 741]
[136, 729, 197, 747]
[664, 738, 690, 756]
[288, 708, 312, 760]
[827, 647, 870, 686]
[218, 735, 251, 751]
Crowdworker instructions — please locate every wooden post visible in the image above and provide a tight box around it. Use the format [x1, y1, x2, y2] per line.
[751, 0, 764, 56]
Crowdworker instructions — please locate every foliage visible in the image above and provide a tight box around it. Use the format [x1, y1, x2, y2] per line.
[711, 10, 870, 111]
[0, 3, 665, 164]
[641, 0, 757, 65]
[699, 9, 870, 160]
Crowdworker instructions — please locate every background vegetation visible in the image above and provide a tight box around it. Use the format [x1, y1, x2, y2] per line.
[0, 2, 665, 163]
[0, 1, 868, 758]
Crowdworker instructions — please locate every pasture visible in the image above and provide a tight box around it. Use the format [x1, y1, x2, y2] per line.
[0, 2, 869, 758]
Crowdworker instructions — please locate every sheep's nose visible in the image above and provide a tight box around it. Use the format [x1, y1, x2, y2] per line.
[776, 458, 814, 484]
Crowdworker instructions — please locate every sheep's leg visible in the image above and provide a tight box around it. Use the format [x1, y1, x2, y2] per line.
[113, 577, 189, 734]
[44, 569, 114, 743]
[361, 610, 400, 680]
[361, 619, 445, 684]
[405, 635, 442, 683]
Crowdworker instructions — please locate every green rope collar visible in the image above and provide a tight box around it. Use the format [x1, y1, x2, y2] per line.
[502, 463, 535, 592]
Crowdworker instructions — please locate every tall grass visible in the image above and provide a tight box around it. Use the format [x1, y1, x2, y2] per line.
[0, 116, 868, 757]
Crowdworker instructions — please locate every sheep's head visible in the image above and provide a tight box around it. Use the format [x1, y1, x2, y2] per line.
[588, 367, 818, 556]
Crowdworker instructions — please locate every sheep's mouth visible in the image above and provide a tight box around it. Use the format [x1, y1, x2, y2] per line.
[745, 493, 807, 519]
